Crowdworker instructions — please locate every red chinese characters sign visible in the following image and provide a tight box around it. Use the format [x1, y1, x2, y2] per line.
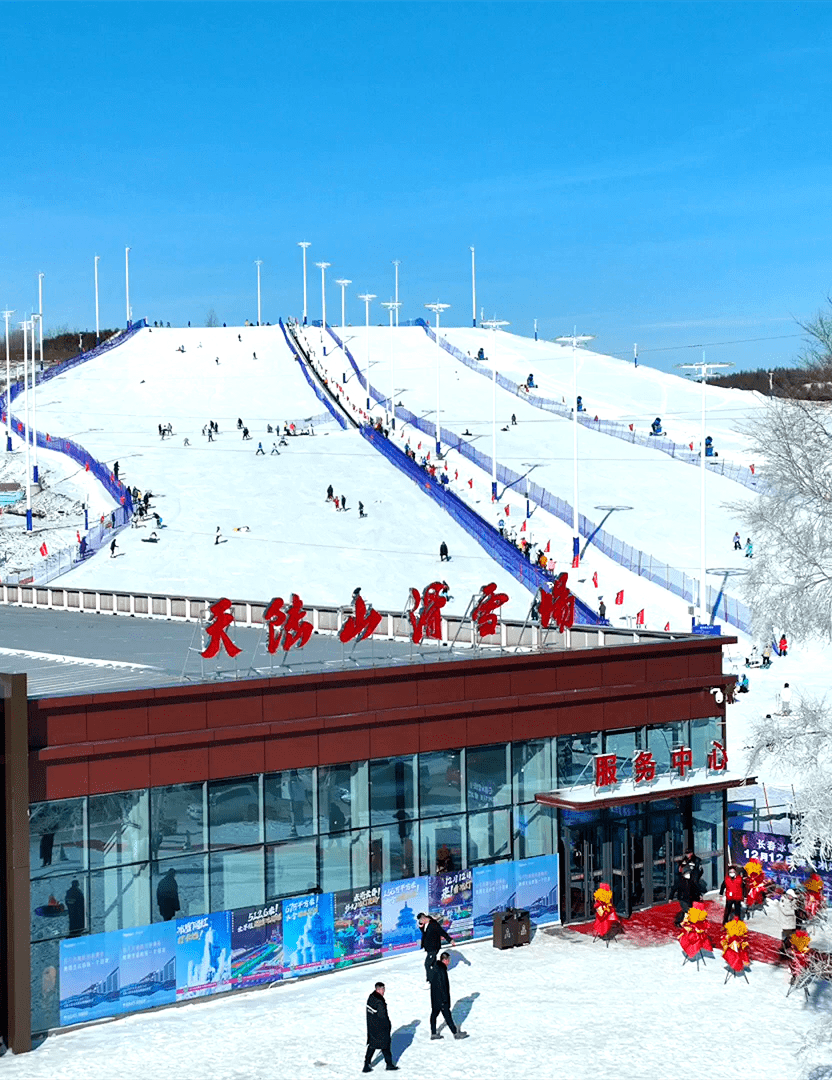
[339, 595, 382, 644]
[590, 739, 727, 792]
[408, 581, 448, 644]
[539, 573, 575, 632]
[471, 582, 509, 637]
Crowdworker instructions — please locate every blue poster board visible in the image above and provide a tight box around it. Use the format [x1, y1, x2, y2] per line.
[283, 893, 335, 977]
[175, 911, 233, 1001]
[472, 863, 516, 937]
[231, 902, 283, 988]
[381, 877, 429, 955]
[334, 887, 382, 968]
[59, 931, 121, 1026]
[430, 870, 473, 942]
[119, 922, 176, 1014]
[515, 855, 560, 925]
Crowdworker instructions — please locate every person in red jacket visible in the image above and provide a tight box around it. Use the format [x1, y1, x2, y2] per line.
[720, 864, 746, 923]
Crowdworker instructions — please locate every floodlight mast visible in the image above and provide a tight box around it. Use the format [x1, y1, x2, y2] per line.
[425, 302, 450, 455]
[335, 279, 352, 329]
[381, 300, 401, 428]
[470, 247, 476, 327]
[94, 256, 100, 344]
[3, 309, 14, 451]
[555, 330, 595, 568]
[255, 260, 263, 326]
[357, 293, 376, 410]
[677, 355, 733, 625]
[20, 319, 32, 531]
[125, 247, 131, 327]
[298, 242, 311, 325]
[392, 261, 401, 326]
[315, 262, 331, 331]
[482, 318, 509, 501]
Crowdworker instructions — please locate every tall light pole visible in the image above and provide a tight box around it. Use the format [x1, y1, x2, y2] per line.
[556, 330, 595, 568]
[392, 260, 401, 326]
[20, 320, 32, 531]
[335, 279, 351, 329]
[381, 300, 401, 428]
[315, 262, 330, 329]
[2, 309, 13, 451]
[357, 293, 376, 411]
[31, 313, 40, 483]
[470, 247, 476, 327]
[94, 256, 100, 343]
[482, 318, 509, 501]
[425, 301, 450, 455]
[255, 260, 263, 326]
[298, 241, 311, 325]
[125, 246, 131, 327]
[678, 356, 732, 625]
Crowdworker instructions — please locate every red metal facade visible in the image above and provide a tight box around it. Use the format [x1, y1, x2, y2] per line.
[27, 638, 732, 802]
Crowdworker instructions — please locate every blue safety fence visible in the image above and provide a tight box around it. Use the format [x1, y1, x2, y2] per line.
[280, 320, 351, 430]
[416, 320, 765, 495]
[361, 425, 598, 623]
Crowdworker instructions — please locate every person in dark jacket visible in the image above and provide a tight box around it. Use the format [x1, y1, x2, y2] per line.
[156, 867, 181, 921]
[418, 911, 452, 982]
[65, 879, 85, 936]
[720, 864, 746, 923]
[671, 861, 702, 926]
[439, 541, 449, 562]
[429, 953, 468, 1040]
[364, 981, 398, 1072]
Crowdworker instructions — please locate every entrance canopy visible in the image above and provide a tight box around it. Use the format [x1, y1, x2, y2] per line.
[535, 772, 754, 812]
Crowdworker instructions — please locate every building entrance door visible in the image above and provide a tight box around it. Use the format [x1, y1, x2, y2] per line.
[561, 819, 633, 923]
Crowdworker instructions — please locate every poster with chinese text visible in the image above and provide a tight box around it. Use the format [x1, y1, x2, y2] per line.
[59, 931, 121, 1026]
[334, 886, 382, 968]
[282, 892, 334, 977]
[514, 855, 560, 925]
[119, 922, 176, 1014]
[175, 911, 233, 1001]
[729, 829, 832, 899]
[381, 876, 429, 955]
[472, 862, 516, 937]
[429, 870, 473, 942]
[231, 902, 284, 988]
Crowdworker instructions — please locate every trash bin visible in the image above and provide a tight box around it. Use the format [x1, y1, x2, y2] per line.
[492, 911, 516, 950]
[513, 909, 531, 946]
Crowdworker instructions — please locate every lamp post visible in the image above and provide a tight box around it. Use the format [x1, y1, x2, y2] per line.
[255, 260, 263, 326]
[482, 318, 509, 501]
[425, 302, 450, 455]
[298, 242, 311, 324]
[315, 262, 330, 329]
[381, 301, 401, 428]
[31, 313, 40, 483]
[20, 320, 32, 531]
[94, 256, 100, 343]
[125, 246, 131, 327]
[678, 356, 733, 625]
[470, 247, 476, 327]
[392, 260, 401, 325]
[335, 279, 351, 329]
[2, 309, 13, 451]
[556, 329, 595, 567]
[581, 505, 633, 560]
[357, 294, 376, 411]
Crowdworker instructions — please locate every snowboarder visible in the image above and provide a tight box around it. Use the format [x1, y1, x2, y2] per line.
[359, 501, 366, 518]
[109, 539, 117, 558]
[79, 536, 87, 559]
[207, 428, 213, 442]
[153, 513, 162, 528]
[183, 437, 190, 446]
[237, 418, 243, 429]
[429, 952, 468, 1041]
[156, 868, 181, 921]
[418, 912, 452, 983]
[737, 673, 749, 693]
[762, 644, 772, 668]
[215, 357, 220, 365]
[215, 527, 223, 545]
[439, 541, 449, 562]
[255, 442, 265, 455]
[720, 865, 746, 923]
[113, 461, 119, 480]
[271, 443, 280, 455]
[733, 531, 741, 551]
[252, 351, 257, 360]
[242, 427, 251, 440]
[745, 538, 754, 558]
[364, 981, 397, 1073]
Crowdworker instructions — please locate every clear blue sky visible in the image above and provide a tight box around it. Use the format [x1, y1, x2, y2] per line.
[3, 1, 832, 371]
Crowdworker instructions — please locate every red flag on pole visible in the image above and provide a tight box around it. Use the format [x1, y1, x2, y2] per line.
[504, 505, 510, 516]
[664, 622, 670, 631]
[520, 520, 526, 532]
[750, 464, 755, 475]
[76, 531, 81, 542]
[636, 609, 645, 626]
[545, 540, 550, 552]
[468, 478, 473, 488]
[615, 590, 624, 605]
[628, 423, 633, 431]
[572, 554, 580, 568]
[39, 542, 48, 557]
[592, 572, 598, 588]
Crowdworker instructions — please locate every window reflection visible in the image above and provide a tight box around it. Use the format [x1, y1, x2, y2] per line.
[30, 872, 88, 943]
[267, 837, 318, 899]
[208, 777, 262, 849]
[370, 755, 417, 826]
[514, 804, 553, 859]
[265, 769, 317, 841]
[88, 791, 149, 869]
[512, 740, 551, 803]
[319, 762, 369, 833]
[467, 745, 510, 809]
[603, 729, 644, 781]
[89, 863, 150, 935]
[370, 821, 416, 886]
[151, 854, 208, 923]
[468, 809, 511, 866]
[419, 750, 464, 817]
[648, 723, 690, 775]
[420, 816, 464, 876]
[209, 847, 265, 912]
[151, 783, 207, 859]
[30, 797, 86, 881]
[320, 830, 369, 894]
[556, 734, 600, 787]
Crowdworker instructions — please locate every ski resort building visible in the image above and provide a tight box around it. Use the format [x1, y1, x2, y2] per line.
[1, 591, 742, 1051]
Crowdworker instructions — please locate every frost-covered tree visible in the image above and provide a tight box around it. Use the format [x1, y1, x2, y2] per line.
[205, 308, 219, 327]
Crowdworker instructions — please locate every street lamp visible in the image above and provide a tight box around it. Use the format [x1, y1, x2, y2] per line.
[392, 261, 401, 325]
[94, 256, 100, 343]
[315, 262, 331, 329]
[381, 300, 401, 428]
[20, 319, 32, 531]
[581, 505, 633, 560]
[470, 247, 476, 327]
[2, 309, 13, 451]
[555, 329, 595, 568]
[357, 293, 376, 411]
[298, 242, 311, 324]
[31, 312, 40, 483]
[255, 260, 263, 326]
[335, 279, 352, 329]
[482, 318, 509, 501]
[125, 246, 131, 327]
[706, 567, 749, 627]
[425, 301, 450, 455]
[678, 356, 733, 625]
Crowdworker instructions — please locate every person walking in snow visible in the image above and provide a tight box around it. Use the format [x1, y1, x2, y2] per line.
[326, 485, 334, 502]
[780, 683, 792, 715]
[364, 981, 397, 1073]
[733, 531, 741, 551]
[255, 441, 265, 455]
[778, 888, 799, 960]
[271, 443, 280, 455]
[237, 418, 243, 429]
[109, 539, 117, 558]
[745, 538, 754, 558]
[439, 541, 449, 562]
[359, 501, 366, 518]
[418, 912, 452, 983]
[779, 634, 788, 657]
[429, 952, 468, 1041]
[113, 461, 119, 480]
[215, 527, 223, 545]
[671, 860, 702, 926]
[242, 427, 251, 440]
[341, 494, 347, 512]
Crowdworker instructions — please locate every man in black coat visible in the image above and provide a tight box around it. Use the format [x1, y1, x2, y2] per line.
[65, 879, 85, 937]
[671, 861, 702, 926]
[156, 868, 181, 921]
[429, 952, 468, 1040]
[418, 911, 452, 982]
[364, 982, 398, 1072]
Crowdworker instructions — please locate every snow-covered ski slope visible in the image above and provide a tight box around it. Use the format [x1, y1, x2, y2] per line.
[28, 326, 524, 615]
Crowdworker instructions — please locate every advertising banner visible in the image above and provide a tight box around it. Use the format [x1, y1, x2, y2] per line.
[231, 902, 283, 988]
[119, 922, 176, 1015]
[429, 869, 473, 942]
[283, 892, 335, 977]
[515, 855, 560, 925]
[472, 862, 516, 937]
[175, 911, 233, 1001]
[59, 931, 121, 1026]
[334, 886, 382, 968]
[729, 829, 832, 898]
[381, 876, 429, 955]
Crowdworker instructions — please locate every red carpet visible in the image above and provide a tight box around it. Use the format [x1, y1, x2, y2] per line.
[568, 901, 782, 965]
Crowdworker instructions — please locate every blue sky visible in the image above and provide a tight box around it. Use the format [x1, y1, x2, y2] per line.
[3, 1, 832, 371]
